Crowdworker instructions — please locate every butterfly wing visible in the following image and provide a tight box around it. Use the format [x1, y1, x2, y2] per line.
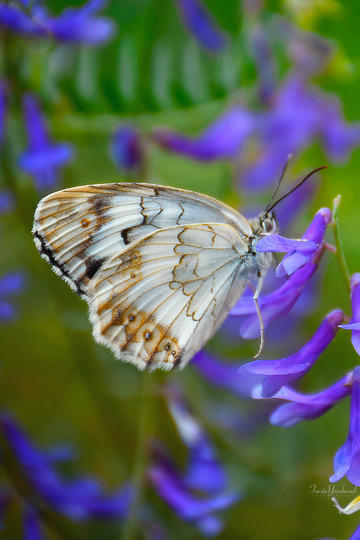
[32, 183, 252, 297]
[88, 223, 248, 371]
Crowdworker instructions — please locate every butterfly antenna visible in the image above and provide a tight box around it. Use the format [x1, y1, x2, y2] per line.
[266, 165, 328, 214]
[265, 153, 293, 213]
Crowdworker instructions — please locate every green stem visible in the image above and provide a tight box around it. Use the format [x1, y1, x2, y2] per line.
[122, 374, 152, 540]
[332, 194, 351, 292]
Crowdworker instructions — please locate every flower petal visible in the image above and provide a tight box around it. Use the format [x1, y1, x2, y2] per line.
[255, 234, 317, 253]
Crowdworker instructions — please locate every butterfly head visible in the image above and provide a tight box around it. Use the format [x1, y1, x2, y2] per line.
[251, 211, 278, 238]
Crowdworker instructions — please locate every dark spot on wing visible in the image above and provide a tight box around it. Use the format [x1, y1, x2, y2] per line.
[121, 228, 132, 245]
[85, 257, 105, 279]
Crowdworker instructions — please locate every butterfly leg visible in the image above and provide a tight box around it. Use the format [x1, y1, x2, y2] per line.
[253, 273, 265, 359]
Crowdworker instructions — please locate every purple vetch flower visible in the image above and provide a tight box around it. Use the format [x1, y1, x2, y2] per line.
[0, 80, 7, 147]
[330, 367, 360, 485]
[255, 234, 317, 255]
[0, 272, 25, 321]
[193, 350, 261, 398]
[275, 207, 332, 277]
[23, 506, 45, 540]
[110, 125, 144, 171]
[152, 106, 257, 161]
[150, 387, 240, 535]
[252, 373, 352, 428]
[18, 94, 73, 191]
[149, 443, 239, 536]
[0, 0, 114, 45]
[231, 260, 319, 339]
[174, 0, 227, 52]
[0, 191, 14, 214]
[0, 413, 132, 523]
[241, 75, 360, 190]
[166, 385, 226, 492]
[45, 0, 115, 45]
[0, 2, 47, 38]
[244, 309, 343, 398]
[339, 274, 360, 356]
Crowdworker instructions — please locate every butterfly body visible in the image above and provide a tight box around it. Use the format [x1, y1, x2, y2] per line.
[33, 183, 277, 371]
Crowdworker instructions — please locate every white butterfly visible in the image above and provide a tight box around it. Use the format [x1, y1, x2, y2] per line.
[32, 182, 277, 371]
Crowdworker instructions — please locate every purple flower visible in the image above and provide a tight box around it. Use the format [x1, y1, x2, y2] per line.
[253, 373, 352, 428]
[45, 0, 115, 45]
[152, 107, 257, 161]
[0, 272, 25, 321]
[0, 0, 114, 44]
[23, 507, 45, 540]
[149, 387, 240, 535]
[166, 385, 226, 492]
[174, 0, 227, 52]
[231, 260, 319, 339]
[255, 234, 317, 255]
[241, 76, 360, 190]
[339, 274, 360, 356]
[330, 367, 360, 485]
[0, 413, 132, 524]
[193, 350, 260, 398]
[110, 125, 144, 171]
[275, 207, 332, 277]
[18, 94, 73, 191]
[244, 309, 343, 397]
[0, 191, 14, 214]
[0, 2, 47, 38]
[0, 80, 7, 147]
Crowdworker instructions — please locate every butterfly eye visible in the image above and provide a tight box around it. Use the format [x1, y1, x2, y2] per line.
[262, 218, 275, 233]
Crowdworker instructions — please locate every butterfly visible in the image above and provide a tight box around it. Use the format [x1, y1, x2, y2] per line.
[32, 168, 323, 372]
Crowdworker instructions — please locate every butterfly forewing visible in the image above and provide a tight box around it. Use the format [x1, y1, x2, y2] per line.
[88, 223, 248, 371]
[32, 183, 252, 298]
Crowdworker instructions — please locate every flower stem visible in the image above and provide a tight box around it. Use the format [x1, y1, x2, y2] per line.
[332, 195, 351, 292]
[122, 373, 152, 540]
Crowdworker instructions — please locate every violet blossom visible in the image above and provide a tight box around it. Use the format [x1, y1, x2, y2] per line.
[151, 74, 360, 191]
[339, 274, 360, 356]
[18, 94, 73, 191]
[149, 387, 240, 535]
[152, 106, 257, 161]
[244, 309, 343, 398]
[110, 125, 144, 172]
[0, 80, 6, 147]
[0, 0, 114, 44]
[252, 373, 353, 428]
[274, 207, 332, 277]
[174, 0, 227, 52]
[0, 272, 25, 321]
[0, 413, 132, 536]
[231, 261, 318, 340]
[330, 367, 360, 485]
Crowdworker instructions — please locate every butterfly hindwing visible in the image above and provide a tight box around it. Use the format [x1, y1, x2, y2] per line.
[32, 183, 252, 298]
[88, 223, 248, 371]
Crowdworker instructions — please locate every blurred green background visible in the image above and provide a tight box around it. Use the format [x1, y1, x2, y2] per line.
[2, 0, 360, 538]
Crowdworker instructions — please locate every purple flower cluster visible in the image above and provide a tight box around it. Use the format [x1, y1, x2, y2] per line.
[0, 80, 72, 194]
[193, 202, 360, 537]
[149, 387, 240, 535]
[0, 0, 115, 44]
[18, 94, 73, 191]
[0, 413, 132, 536]
[152, 74, 360, 191]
